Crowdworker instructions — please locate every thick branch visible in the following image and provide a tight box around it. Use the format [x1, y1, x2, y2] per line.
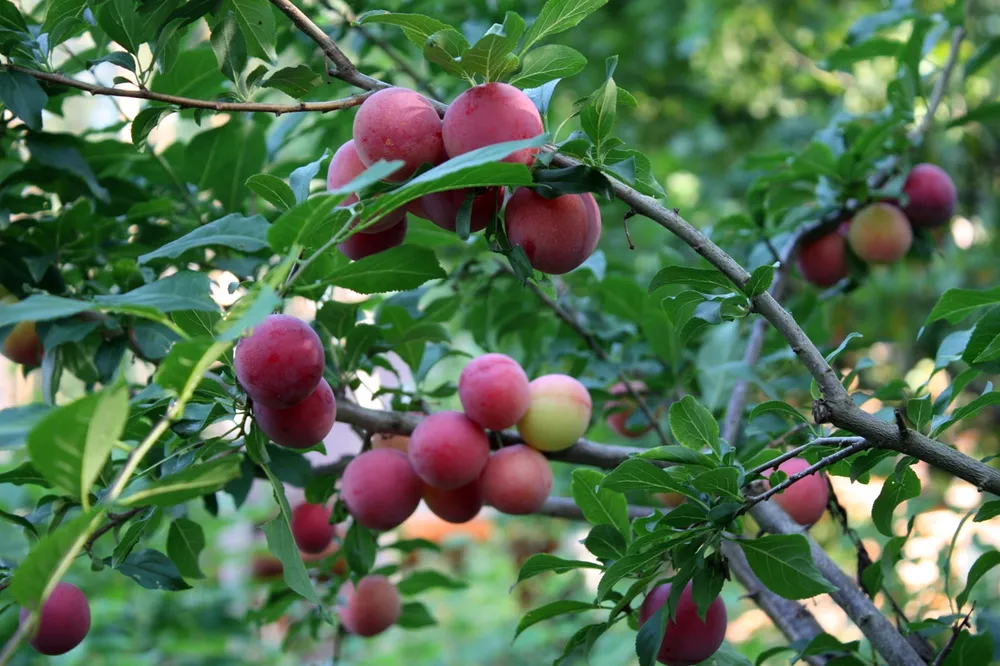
[5, 64, 372, 114]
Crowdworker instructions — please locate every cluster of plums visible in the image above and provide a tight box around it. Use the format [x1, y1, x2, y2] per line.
[797, 163, 957, 287]
[330, 83, 603, 275]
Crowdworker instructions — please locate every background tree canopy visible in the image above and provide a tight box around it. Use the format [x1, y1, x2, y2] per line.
[0, 0, 999, 665]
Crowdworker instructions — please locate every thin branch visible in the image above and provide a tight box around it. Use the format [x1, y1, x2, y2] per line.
[743, 437, 864, 479]
[909, 27, 966, 144]
[84, 507, 144, 550]
[269, 0, 357, 74]
[930, 604, 974, 666]
[538, 497, 654, 521]
[5, 64, 373, 114]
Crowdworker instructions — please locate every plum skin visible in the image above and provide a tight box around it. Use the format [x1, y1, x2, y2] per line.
[505, 189, 601, 275]
[605, 381, 651, 438]
[19, 582, 91, 656]
[797, 230, 848, 287]
[254, 378, 336, 449]
[763, 457, 830, 526]
[408, 411, 490, 489]
[638, 582, 727, 666]
[338, 575, 402, 637]
[458, 353, 531, 430]
[290, 502, 336, 554]
[421, 187, 504, 234]
[2, 320, 43, 366]
[338, 218, 407, 260]
[846, 203, 913, 265]
[902, 162, 957, 228]
[352, 88, 444, 181]
[517, 374, 593, 452]
[326, 139, 404, 233]
[422, 479, 484, 524]
[480, 444, 553, 515]
[442, 83, 544, 166]
[234, 314, 326, 409]
[341, 448, 422, 530]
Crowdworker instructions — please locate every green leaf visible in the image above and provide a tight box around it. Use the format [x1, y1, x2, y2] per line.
[131, 107, 175, 152]
[1, 508, 38, 538]
[120, 457, 243, 507]
[0, 0, 28, 33]
[216, 284, 281, 343]
[112, 509, 158, 568]
[820, 38, 902, 70]
[956, 550, 1000, 610]
[580, 77, 616, 151]
[597, 549, 662, 601]
[514, 600, 598, 640]
[510, 44, 587, 88]
[424, 28, 473, 77]
[152, 48, 226, 100]
[354, 11, 451, 48]
[97, 0, 142, 53]
[166, 518, 206, 579]
[931, 391, 1000, 438]
[184, 121, 267, 212]
[0, 71, 47, 132]
[748, 400, 810, 425]
[322, 245, 447, 295]
[27, 384, 128, 505]
[636, 446, 716, 467]
[871, 466, 920, 537]
[925, 287, 1000, 325]
[344, 520, 377, 575]
[973, 500, 1000, 522]
[906, 394, 932, 432]
[669, 396, 720, 455]
[9, 509, 105, 608]
[210, 12, 247, 82]
[108, 548, 192, 591]
[397, 570, 467, 595]
[942, 631, 993, 666]
[744, 263, 776, 297]
[397, 601, 436, 629]
[515, 554, 602, 585]
[464, 12, 526, 82]
[571, 468, 630, 539]
[0, 462, 50, 487]
[965, 37, 1000, 80]
[139, 214, 269, 264]
[691, 467, 741, 500]
[43, 0, 85, 46]
[649, 266, 737, 294]
[600, 459, 686, 494]
[0, 404, 53, 448]
[246, 174, 297, 210]
[229, 0, 276, 62]
[521, 0, 609, 53]
[584, 524, 627, 560]
[262, 65, 320, 98]
[97, 272, 218, 317]
[736, 535, 836, 599]
[267, 194, 347, 253]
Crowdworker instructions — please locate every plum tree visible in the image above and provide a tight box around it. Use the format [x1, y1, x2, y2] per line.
[517, 374, 592, 452]
[605, 381, 651, 438]
[763, 458, 829, 526]
[458, 353, 531, 430]
[338, 575, 402, 637]
[234, 315, 325, 409]
[2, 320, 42, 366]
[505, 189, 602, 274]
[253, 378, 336, 449]
[326, 139, 404, 233]
[846, 203, 913, 264]
[408, 411, 490, 489]
[480, 444, 553, 514]
[902, 163, 957, 227]
[422, 479, 484, 524]
[797, 230, 848, 287]
[442, 83, 544, 165]
[341, 448, 422, 530]
[290, 502, 336, 554]
[421, 187, 504, 233]
[19, 582, 91, 656]
[338, 218, 408, 260]
[352, 88, 444, 181]
[638, 582, 727, 666]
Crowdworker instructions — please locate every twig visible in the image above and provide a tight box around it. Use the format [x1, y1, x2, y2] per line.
[538, 497, 654, 521]
[930, 604, 974, 666]
[909, 28, 966, 144]
[744, 437, 864, 479]
[497, 264, 671, 448]
[4, 64, 373, 114]
[766, 422, 810, 448]
[84, 508, 144, 550]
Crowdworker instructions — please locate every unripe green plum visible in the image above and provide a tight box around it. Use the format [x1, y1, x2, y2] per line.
[421, 187, 503, 234]
[338, 575, 401, 637]
[517, 374, 592, 452]
[290, 502, 336, 554]
[327, 140, 404, 233]
[352, 88, 444, 181]
[409, 411, 490, 489]
[847, 203, 913, 264]
[19, 582, 90, 656]
[337, 219, 407, 260]
[797, 230, 848, 287]
[341, 448, 422, 530]
[605, 381, 651, 438]
[2, 320, 42, 366]
[638, 582, 727, 666]
[902, 163, 956, 228]
[480, 444, 552, 515]
[422, 479, 484, 524]
[254, 378, 336, 449]
[505, 189, 601, 275]
[234, 314, 325, 409]
[763, 457, 829, 526]
[458, 353, 531, 430]
[442, 83, 544, 165]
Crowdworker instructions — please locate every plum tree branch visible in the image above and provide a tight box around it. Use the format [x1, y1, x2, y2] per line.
[538, 497, 654, 521]
[2, 64, 374, 114]
[743, 437, 864, 479]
